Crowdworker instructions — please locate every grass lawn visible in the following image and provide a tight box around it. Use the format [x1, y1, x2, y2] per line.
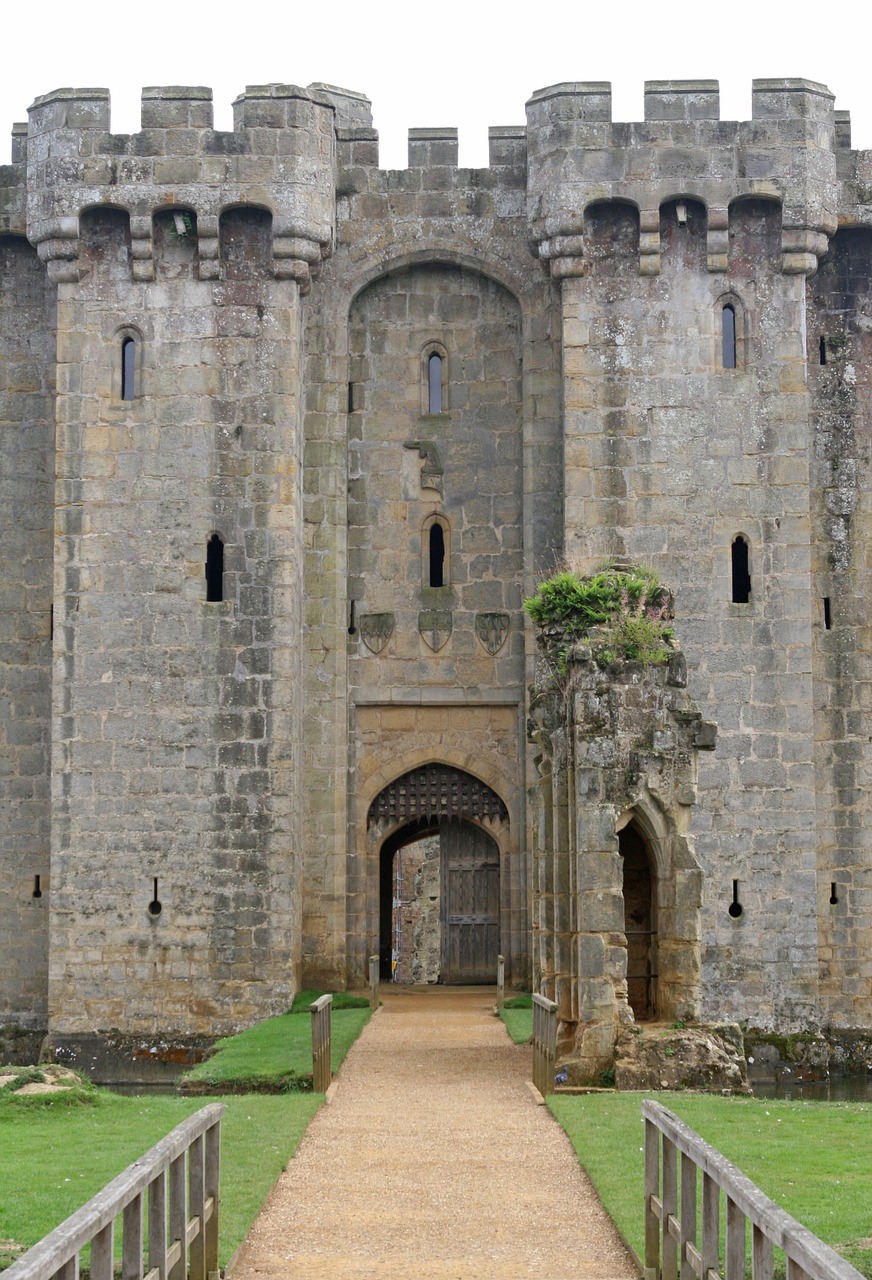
[0, 1091, 321, 1269]
[181, 1005, 370, 1090]
[500, 993, 533, 1044]
[549, 1092, 872, 1278]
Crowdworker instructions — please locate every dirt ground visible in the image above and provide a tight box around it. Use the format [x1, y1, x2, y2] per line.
[230, 987, 639, 1280]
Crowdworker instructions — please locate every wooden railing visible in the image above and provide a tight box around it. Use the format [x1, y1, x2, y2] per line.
[532, 993, 558, 1097]
[369, 954, 380, 1010]
[496, 954, 505, 1011]
[643, 1101, 865, 1280]
[310, 993, 333, 1093]
[4, 1104, 223, 1280]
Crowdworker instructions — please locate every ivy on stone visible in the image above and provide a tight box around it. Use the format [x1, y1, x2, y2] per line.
[524, 565, 674, 675]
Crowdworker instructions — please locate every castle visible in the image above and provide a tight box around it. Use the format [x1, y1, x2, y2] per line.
[1, 75, 870, 1077]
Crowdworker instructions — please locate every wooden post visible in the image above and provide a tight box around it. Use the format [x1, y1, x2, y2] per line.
[188, 1133, 206, 1280]
[204, 1115, 221, 1279]
[662, 1136, 678, 1280]
[726, 1196, 747, 1280]
[496, 954, 505, 1011]
[644, 1113, 660, 1280]
[310, 993, 333, 1093]
[148, 1169, 167, 1280]
[90, 1223, 113, 1280]
[121, 1195, 143, 1280]
[168, 1154, 185, 1280]
[680, 1150, 697, 1280]
[368, 954, 380, 1009]
[531, 993, 558, 1096]
[701, 1171, 719, 1280]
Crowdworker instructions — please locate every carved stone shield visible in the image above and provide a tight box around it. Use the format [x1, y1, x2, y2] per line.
[475, 611, 510, 655]
[359, 612, 395, 655]
[418, 609, 452, 652]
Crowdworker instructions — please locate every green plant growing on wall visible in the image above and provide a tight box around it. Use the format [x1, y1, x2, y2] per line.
[524, 564, 674, 677]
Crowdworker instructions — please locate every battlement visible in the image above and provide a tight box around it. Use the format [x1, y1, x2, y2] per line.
[4, 77, 872, 283]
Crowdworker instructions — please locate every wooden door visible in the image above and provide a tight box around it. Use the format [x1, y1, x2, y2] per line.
[441, 821, 500, 983]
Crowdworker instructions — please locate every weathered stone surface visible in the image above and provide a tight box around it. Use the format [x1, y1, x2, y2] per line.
[0, 76, 870, 1060]
[614, 1024, 750, 1093]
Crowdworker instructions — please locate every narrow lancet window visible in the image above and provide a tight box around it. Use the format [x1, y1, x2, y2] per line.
[429, 523, 445, 588]
[722, 304, 737, 369]
[731, 536, 751, 604]
[428, 353, 443, 414]
[206, 534, 224, 602]
[121, 336, 136, 400]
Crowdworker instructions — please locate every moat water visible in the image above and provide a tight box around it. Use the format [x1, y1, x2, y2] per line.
[751, 1075, 872, 1102]
[103, 1075, 872, 1100]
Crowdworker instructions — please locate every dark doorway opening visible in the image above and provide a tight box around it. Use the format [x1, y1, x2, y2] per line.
[378, 818, 500, 984]
[620, 823, 657, 1020]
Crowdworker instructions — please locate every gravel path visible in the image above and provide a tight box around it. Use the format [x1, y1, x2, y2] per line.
[230, 987, 639, 1280]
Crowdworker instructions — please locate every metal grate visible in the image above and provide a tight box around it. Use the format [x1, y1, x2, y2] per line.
[368, 764, 508, 828]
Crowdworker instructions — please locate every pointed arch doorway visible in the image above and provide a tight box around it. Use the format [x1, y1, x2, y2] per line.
[619, 822, 658, 1020]
[369, 765, 508, 984]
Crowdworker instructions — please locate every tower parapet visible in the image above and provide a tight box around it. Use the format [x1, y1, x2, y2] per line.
[527, 77, 840, 279]
[24, 83, 337, 286]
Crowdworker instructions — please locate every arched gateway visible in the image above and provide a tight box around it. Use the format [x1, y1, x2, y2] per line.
[368, 765, 509, 984]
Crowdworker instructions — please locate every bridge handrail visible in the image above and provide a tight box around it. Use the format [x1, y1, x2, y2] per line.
[643, 1100, 865, 1280]
[368, 955, 380, 1010]
[531, 993, 558, 1097]
[310, 993, 333, 1093]
[3, 1103, 224, 1280]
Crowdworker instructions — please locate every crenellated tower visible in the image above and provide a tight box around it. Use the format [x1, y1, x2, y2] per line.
[0, 76, 870, 1075]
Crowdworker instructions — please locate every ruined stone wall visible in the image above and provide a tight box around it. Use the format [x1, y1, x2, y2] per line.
[0, 234, 55, 1034]
[528, 647, 712, 1079]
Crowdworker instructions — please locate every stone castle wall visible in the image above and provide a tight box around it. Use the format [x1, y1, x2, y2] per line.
[0, 77, 871, 1054]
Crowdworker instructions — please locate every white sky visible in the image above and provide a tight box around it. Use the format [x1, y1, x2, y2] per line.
[2, 0, 870, 170]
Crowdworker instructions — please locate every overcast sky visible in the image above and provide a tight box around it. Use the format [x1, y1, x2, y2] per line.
[3, 0, 869, 170]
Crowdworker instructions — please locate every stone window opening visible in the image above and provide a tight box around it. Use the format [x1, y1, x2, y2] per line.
[715, 293, 744, 370]
[114, 326, 143, 402]
[823, 597, 832, 630]
[731, 535, 751, 604]
[121, 337, 136, 399]
[819, 335, 828, 366]
[32, 875, 43, 900]
[421, 342, 448, 415]
[829, 882, 839, 906]
[422, 514, 450, 590]
[429, 523, 445, 587]
[205, 533, 225, 602]
[428, 353, 442, 413]
[722, 304, 737, 369]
